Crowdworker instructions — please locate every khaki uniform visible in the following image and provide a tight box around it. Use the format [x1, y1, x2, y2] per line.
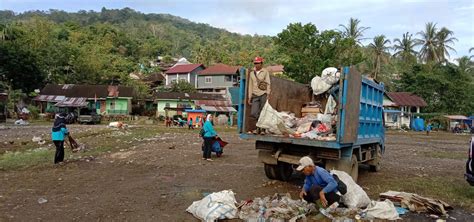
[248, 68, 271, 121]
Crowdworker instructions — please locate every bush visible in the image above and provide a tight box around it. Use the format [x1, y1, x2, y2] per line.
[27, 105, 40, 120]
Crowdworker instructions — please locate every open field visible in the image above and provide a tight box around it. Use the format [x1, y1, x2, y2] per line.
[0, 123, 473, 221]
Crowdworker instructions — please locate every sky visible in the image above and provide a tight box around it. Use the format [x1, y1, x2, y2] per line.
[1, 0, 473, 58]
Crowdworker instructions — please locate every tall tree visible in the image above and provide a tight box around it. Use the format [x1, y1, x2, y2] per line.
[368, 35, 391, 80]
[338, 18, 370, 44]
[393, 32, 417, 63]
[436, 27, 457, 63]
[416, 22, 439, 63]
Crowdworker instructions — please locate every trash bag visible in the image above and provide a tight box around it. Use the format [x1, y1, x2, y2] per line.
[331, 170, 371, 209]
[256, 101, 283, 134]
[186, 190, 238, 222]
[311, 67, 340, 95]
[364, 200, 400, 220]
[324, 95, 337, 114]
[212, 141, 222, 153]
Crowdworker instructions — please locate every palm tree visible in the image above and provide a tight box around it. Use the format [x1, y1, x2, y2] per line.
[393, 32, 417, 63]
[436, 27, 457, 63]
[456, 56, 473, 75]
[339, 18, 370, 44]
[416, 22, 439, 63]
[369, 35, 391, 79]
[469, 47, 474, 59]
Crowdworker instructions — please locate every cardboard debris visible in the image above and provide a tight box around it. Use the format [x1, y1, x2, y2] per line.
[380, 191, 452, 216]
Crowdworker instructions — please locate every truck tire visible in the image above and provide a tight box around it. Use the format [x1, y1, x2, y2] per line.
[369, 145, 382, 172]
[264, 164, 278, 180]
[350, 154, 359, 182]
[276, 162, 293, 181]
[325, 156, 358, 182]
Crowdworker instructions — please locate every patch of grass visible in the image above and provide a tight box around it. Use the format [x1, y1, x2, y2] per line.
[363, 176, 474, 210]
[421, 151, 467, 160]
[0, 148, 54, 170]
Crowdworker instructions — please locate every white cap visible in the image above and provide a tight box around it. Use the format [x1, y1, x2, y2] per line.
[296, 156, 314, 171]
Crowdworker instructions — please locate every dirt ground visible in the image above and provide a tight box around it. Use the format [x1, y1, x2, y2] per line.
[0, 124, 473, 221]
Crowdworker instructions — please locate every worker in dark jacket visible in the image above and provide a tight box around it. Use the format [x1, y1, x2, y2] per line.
[297, 156, 341, 207]
[51, 113, 69, 164]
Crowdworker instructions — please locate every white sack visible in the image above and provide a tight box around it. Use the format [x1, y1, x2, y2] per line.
[186, 190, 238, 222]
[256, 101, 283, 134]
[324, 95, 337, 114]
[331, 170, 371, 209]
[365, 200, 400, 220]
[311, 67, 340, 95]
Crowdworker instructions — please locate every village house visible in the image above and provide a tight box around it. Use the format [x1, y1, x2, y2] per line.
[33, 84, 134, 116]
[155, 92, 231, 117]
[266, 65, 284, 75]
[383, 92, 427, 129]
[196, 63, 241, 94]
[164, 63, 205, 88]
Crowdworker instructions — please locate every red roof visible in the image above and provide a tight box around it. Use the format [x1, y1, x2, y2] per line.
[266, 65, 284, 73]
[165, 64, 204, 74]
[387, 92, 427, 107]
[198, 63, 241, 75]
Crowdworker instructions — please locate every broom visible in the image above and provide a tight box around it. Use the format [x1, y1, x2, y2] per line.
[67, 134, 81, 152]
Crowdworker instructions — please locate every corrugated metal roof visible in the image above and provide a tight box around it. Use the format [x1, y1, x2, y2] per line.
[444, 115, 468, 120]
[34, 95, 66, 102]
[36, 84, 133, 98]
[155, 92, 225, 100]
[165, 64, 204, 74]
[54, 97, 88, 107]
[386, 92, 427, 107]
[197, 63, 240, 75]
[195, 100, 232, 107]
[201, 105, 236, 113]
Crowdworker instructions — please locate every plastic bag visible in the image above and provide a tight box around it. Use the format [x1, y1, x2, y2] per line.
[256, 101, 283, 134]
[186, 190, 238, 222]
[324, 95, 337, 114]
[364, 200, 400, 220]
[311, 67, 340, 95]
[331, 170, 371, 209]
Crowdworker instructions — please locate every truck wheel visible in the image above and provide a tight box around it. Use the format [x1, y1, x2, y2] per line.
[264, 164, 278, 180]
[350, 154, 359, 182]
[369, 145, 382, 172]
[276, 162, 293, 181]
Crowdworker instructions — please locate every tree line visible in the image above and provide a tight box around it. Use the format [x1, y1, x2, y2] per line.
[0, 8, 472, 115]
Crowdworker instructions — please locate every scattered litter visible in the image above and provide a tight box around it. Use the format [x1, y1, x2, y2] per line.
[108, 121, 128, 129]
[396, 206, 409, 215]
[331, 170, 371, 208]
[363, 199, 400, 220]
[37, 197, 48, 204]
[380, 191, 452, 216]
[238, 193, 316, 221]
[186, 190, 238, 222]
[14, 119, 29, 125]
[32, 136, 42, 143]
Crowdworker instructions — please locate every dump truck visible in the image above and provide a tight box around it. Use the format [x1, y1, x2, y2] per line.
[237, 67, 385, 181]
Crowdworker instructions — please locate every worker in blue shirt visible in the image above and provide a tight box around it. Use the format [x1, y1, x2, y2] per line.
[202, 114, 218, 161]
[51, 113, 69, 164]
[297, 156, 341, 207]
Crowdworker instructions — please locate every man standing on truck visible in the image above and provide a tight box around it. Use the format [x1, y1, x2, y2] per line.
[297, 156, 341, 208]
[247, 56, 271, 134]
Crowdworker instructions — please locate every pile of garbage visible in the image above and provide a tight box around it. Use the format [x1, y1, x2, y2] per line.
[256, 67, 340, 141]
[187, 171, 454, 221]
[238, 193, 317, 221]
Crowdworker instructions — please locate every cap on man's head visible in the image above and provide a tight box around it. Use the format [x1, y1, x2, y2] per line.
[254, 57, 264, 64]
[296, 156, 314, 171]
